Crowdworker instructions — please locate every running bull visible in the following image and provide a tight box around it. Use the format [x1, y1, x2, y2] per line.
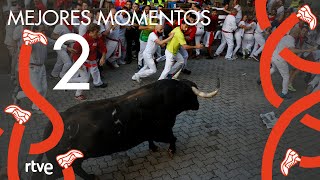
[36, 79, 220, 180]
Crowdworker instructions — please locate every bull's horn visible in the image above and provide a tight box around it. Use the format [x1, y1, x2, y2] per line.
[192, 78, 220, 98]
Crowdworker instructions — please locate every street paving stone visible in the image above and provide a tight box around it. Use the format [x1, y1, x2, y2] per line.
[0, 55, 319, 180]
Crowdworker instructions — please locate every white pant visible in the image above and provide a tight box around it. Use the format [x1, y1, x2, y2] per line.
[270, 58, 289, 94]
[178, 47, 188, 69]
[203, 31, 215, 48]
[119, 36, 127, 62]
[242, 34, 255, 53]
[16, 65, 47, 110]
[69, 66, 90, 96]
[7, 45, 17, 78]
[84, 60, 103, 86]
[52, 50, 72, 78]
[138, 40, 147, 66]
[156, 37, 162, 57]
[215, 32, 234, 59]
[233, 31, 242, 57]
[159, 50, 184, 80]
[251, 33, 265, 57]
[309, 75, 320, 91]
[195, 27, 205, 56]
[136, 53, 157, 78]
[106, 40, 120, 62]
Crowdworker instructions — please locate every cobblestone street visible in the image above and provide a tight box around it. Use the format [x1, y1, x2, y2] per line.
[0, 56, 319, 180]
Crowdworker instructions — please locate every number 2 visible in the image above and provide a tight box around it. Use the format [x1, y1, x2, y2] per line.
[53, 34, 90, 90]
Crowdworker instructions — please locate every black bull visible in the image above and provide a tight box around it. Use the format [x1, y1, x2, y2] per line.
[36, 79, 220, 180]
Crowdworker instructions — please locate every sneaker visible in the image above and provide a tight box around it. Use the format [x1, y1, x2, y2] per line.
[49, 74, 59, 79]
[74, 95, 87, 101]
[257, 78, 261, 85]
[94, 83, 108, 88]
[252, 55, 260, 62]
[280, 93, 292, 99]
[288, 84, 297, 92]
[233, 55, 238, 60]
[213, 53, 219, 57]
[118, 60, 126, 65]
[280, 149, 301, 176]
[112, 61, 119, 68]
[132, 74, 141, 83]
[33, 109, 43, 115]
[297, 5, 317, 30]
[181, 69, 191, 75]
[225, 58, 234, 61]
[305, 84, 314, 94]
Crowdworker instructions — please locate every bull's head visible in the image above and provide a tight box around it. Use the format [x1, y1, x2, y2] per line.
[177, 78, 220, 111]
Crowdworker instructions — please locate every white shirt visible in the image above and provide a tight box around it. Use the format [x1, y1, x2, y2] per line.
[222, 15, 237, 32]
[255, 23, 264, 35]
[267, 0, 276, 12]
[13, 25, 24, 50]
[245, 22, 257, 34]
[4, 21, 17, 47]
[117, 14, 129, 37]
[104, 21, 120, 40]
[53, 24, 72, 36]
[195, 11, 204, 29]
[234, 5, 242, 24]
[93, 19, 106, 34]
[78, 24, 88, 36]
[273, 35, 296, 61]
[276, 6, 284, 19]
[143, 32, 159, 55]
[235, 21, 246, 37]
[53, 24, 74, 47]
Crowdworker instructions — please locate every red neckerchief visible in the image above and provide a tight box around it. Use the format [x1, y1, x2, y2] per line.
[230, 13, 236, 16]
[82, 18, 89, 24]
[63, 21, 73, 32]
[153, 30, 159, 38]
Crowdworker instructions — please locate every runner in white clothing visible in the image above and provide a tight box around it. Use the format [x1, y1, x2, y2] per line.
[214, 8, 238, 60]
[51, 19, 75, 78]
[14, 25, 76, 113]
[193, 4, 205, 58]
[269, 29, 317, 99]
[232, 15, 247, 59]
[117, 7, 131, 65]
[241, 14, 256, 59]
[233, 0, 242, 24]
[250, 23, 266, 61]
[132, 25, 174, 82]
[102, 8, 122, 68]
